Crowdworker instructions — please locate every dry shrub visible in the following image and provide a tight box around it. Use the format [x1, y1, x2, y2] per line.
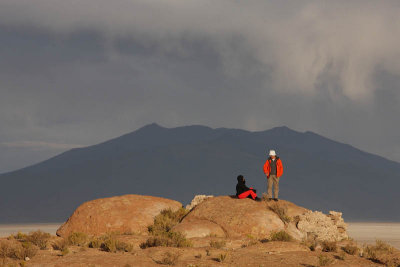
[156, 251, 180, 265]
[0, 240, 38, 260]
[140, 232, 192, 249]
[67, 232, 88, 246]
[52, 239, 69, 251]
[321, 241, 337, 252]
[141, 208, 192, 249]
[302, 235, 318, 251]
[269, 203, 291, 223]
[148, 208, 188, 235]
[318, 254, 333, 266]
[61, 247, 70, 256]
[26, 230, 51, 250]
[209, 240, 226, 249]
[11, 232, 27, 241]
[214, 253, 227, 263]
[342, 243, 358, 255]
[364, 240, 400, 266]
[100, 234, 133, 253]
[269, 231, 292, 242]
[88, 237, 102, 249]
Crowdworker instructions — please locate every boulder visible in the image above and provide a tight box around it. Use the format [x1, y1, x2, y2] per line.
[56, 194, 182, 237]
[297, 210, 348, 241]
[175, 196, 285, 239]
[172, 219, 225, 238]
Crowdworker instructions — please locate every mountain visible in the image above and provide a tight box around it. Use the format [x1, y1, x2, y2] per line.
[1, 123, 399, 223]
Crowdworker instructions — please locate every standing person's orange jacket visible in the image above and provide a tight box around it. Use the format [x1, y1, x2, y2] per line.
[263, 157, 283, 178]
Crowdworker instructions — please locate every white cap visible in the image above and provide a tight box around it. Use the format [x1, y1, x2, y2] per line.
[269, 150, 276, 156]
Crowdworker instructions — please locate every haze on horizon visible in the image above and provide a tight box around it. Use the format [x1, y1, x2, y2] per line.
[1, 0, 400, 174]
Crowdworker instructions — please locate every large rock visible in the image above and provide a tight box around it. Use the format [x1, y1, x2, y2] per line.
[174, 195, 349, 242]
[297, 210, 348, 241]
[56, 194, 182, 237]
[174, 196, 286, 239]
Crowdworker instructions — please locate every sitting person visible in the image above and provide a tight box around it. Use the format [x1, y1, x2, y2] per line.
[236, 175, 257, 200]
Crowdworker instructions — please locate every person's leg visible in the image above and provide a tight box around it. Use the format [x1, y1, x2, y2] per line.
[273, 176, 280, 199]
[238, 190, 251, 199]
[249, 190, 257, 200]
[267, 177, 273, 198]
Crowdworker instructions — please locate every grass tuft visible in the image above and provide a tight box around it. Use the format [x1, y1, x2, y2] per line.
[67, 232, 88, 246]
[269, 203, 291, 223]
[141, 208, 192, 249]
[318, 254, 334, 266]
[155, 251, 180, 265]
[209, 240, 226, 249]
[321, 241, 337, 252]
[269, 231, 292, 242]
[342, 243, 358, 255]
[363, 240, 400, 266]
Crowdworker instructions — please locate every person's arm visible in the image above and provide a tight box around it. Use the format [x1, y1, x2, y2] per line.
[277, 159, 283, 177]
[263, 160, 270, 178]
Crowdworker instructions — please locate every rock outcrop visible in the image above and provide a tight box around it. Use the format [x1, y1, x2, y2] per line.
[174, 195, 348, 242]
[174, 196, 286, 239]
[296, 210, 348, 241]
[185, 195, 213, 210]
[56, 194, 182, 237]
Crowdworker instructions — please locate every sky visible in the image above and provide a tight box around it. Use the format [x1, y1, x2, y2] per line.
[1, 0, 400, 173]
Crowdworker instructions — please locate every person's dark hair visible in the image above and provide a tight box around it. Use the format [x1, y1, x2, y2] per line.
[237, 175, 245, 183]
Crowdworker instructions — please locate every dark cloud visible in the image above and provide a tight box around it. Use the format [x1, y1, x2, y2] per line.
[0, 0, 399, 173]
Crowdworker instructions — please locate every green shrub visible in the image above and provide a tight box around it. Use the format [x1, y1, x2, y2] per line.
[318, 254, 333, 266]
[67, 232, 88, 246]
[209, 240, 226, 249]
[342, 244, 358, 255]
[26, 230, 51, 250]
[269, 231, 292, 242]
[321, 241, 337, 252]
[269, 203, 291, 223]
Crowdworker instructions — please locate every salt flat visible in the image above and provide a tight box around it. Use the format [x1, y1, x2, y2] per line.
[1, 222, 399, 249]
[347, 222, 400, 249]
[0, 223, 61, 237]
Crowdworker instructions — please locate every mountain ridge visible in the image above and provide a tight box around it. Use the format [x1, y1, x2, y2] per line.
[1, 123, 399, 223]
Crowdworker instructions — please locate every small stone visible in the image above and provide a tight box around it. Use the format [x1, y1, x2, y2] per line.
[25, 257, 30, 261]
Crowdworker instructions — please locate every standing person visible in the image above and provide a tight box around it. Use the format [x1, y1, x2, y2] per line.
[263, 150, 283, 201]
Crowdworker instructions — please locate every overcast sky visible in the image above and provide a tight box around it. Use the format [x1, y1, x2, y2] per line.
[1, 0, 400, 173]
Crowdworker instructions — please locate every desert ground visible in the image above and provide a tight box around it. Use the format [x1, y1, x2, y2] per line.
[2, 222, 400, 249]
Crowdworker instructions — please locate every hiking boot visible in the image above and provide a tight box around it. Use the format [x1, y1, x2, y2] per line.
[273, 198, 279, 202]
[255, 197, 262, 202]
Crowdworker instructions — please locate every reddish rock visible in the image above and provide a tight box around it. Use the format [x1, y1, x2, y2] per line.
[56, 194, 182, 237]
[178, 196, 285, 239]
[172, 219, 225, 238]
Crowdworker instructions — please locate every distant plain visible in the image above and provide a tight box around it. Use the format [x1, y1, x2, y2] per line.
[1, 222, 399, 249]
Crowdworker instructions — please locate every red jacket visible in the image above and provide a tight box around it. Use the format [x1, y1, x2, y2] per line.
[263, 157, 283, 178]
